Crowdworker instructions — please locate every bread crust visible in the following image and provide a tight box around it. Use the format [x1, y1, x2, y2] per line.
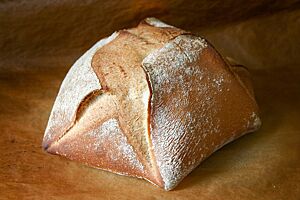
[43, 18, 261, 190]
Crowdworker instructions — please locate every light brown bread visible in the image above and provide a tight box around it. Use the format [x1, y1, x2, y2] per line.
[43, 18, 261, 190]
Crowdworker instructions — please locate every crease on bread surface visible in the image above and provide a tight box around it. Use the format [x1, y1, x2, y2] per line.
[43, 18, 261, 190]
[142, 35, 209, 190]
[89, 21, 186, 186]
[43, 32, 119, 149]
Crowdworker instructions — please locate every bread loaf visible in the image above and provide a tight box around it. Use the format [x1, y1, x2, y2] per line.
[42, 17, 261, 190]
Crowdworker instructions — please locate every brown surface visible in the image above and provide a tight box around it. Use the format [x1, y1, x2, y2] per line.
[0, 1, 300, 199]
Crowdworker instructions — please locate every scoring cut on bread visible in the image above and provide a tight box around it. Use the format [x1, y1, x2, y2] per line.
[43, 17, 261, 190]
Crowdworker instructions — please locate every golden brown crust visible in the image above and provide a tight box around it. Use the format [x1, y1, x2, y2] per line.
[43, 18, 261, 190]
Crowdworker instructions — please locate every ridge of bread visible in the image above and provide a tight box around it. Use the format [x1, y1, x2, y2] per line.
[142, 35, 261, 190]
[43, 32, 119, 150]
[144, 17, 175, 28]
[90, 22, 186, 186]
[230, 64, 255, 97]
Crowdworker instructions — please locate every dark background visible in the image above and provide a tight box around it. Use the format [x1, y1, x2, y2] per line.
[0, 0, 299, 199]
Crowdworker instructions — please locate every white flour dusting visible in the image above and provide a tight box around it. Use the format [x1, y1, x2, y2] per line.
[44, 32, 119, 146]
[145, 17, 175, 28]
[143, 35, 224, 190]
[88, 118, 144, 171]
[246, 112, 262, 129]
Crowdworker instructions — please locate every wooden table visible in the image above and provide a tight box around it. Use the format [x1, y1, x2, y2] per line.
[0, 1, 299, 199]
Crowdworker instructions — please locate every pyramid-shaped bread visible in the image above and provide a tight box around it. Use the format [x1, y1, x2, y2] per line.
[43, 18, 261, 190]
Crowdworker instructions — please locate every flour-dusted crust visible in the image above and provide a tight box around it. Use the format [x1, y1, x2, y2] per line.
[42, 32, 119, 149]
[43, 18, 261, 190]
[142, 35, 260, 190]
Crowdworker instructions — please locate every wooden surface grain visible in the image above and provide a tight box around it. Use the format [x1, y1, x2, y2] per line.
[0, 1, 299, 199]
